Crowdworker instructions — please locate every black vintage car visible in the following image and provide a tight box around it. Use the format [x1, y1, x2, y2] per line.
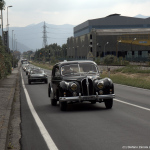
[48, 60, 115, 111]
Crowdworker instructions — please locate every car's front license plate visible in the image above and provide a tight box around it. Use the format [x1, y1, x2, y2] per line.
[83, 96, 94, 100]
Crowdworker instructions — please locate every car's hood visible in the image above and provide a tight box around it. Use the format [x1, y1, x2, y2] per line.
[30, 74, 45, 77]
[62, 75, 100, 82]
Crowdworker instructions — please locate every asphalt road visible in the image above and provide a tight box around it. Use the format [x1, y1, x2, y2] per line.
[20, 69, 150, 150]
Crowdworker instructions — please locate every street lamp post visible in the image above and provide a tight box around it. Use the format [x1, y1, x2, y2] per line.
[97, 43, 101, 57]
[14, 39, 17, 51]
[97, 43, 99, 57]
[14, 34, 15, 50]
[49, 49, 50, 64]
[12, 30, 14, 50]
[12, 30, 14, 68]
[131, 38, 136, 62]
[7, 5, 13, 52]
[16, 39, 17, 51]
[1, 6, 4, 45]
[104, 42, 109, 57]
[116, 40, 121, 58]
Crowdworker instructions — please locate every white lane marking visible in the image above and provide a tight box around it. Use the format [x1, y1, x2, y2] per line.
[21, 72, 58, 150]
[114, 83, 150, 92]
[114, 98, 150, 111]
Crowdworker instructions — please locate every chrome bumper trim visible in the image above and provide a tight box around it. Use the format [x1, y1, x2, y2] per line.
[59, 93, 115, 102]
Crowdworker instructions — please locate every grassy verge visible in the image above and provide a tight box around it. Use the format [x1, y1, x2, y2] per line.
[114, 65, 150, 73]
[101, 71, 150, 90]
[31, 62, 53, 70]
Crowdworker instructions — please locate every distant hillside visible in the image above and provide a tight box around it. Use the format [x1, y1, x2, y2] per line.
[8, 22, 74, 53]
[134, 14, 150, 18]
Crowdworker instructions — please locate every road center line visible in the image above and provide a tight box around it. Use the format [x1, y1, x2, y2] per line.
[114, 98, 150, 111]
[21, 72, 58, 150]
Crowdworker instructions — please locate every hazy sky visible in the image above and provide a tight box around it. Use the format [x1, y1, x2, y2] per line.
[3, 0, 150, 27]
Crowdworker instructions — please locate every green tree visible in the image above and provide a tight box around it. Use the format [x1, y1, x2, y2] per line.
[0, 36, 13, 79]
[0, 0, 5, 9]
[103, 55, 116, 65]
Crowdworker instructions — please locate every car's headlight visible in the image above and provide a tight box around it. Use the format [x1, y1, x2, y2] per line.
[97, 81, 104, 89]
[70, 83, 77, 91]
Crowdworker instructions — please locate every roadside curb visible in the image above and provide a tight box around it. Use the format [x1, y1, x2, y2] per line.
[0, 66, 20, 150]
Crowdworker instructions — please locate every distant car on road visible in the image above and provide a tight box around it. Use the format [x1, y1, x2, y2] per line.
[25, 65, 33, 75]
[28, 68, 48, 84]
[21, 59, 28, 64]
[48, 60, 115, 111]
[22, 63, 29, 71]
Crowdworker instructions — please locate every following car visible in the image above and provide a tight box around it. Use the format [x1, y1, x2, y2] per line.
[28, 68, 48, 84]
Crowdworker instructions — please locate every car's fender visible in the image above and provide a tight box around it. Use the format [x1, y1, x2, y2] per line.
[48, 83, 51, 97]
[48, 82, 55, 99]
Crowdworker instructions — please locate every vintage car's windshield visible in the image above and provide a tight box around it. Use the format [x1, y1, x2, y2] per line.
[31, 69, 44, 74]
[61, 63, 98, 76]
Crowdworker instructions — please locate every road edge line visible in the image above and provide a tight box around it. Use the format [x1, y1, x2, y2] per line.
[21, 72, 58, 150]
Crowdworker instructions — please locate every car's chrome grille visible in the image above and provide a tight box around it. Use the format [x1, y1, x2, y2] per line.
[81, 78, 93, 96]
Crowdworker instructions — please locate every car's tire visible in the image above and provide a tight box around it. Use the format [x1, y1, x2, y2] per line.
[48, 84, 50, 97]
[60, 102, 67, 111]
[51, 98, 57, 106]
[91, 101, 96, 104]
[104, 99, 113, 109]
[28, 79, 31, 85]
[45, 79, 48, 84]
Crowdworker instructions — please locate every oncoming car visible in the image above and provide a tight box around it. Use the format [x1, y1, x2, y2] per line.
[48, 60, 115, 111]
[28, 68, 48, 84]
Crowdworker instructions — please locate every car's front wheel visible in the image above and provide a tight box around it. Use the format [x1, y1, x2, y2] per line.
[45, 79, 48, 84]
[51, 98, 57, 106]
[104, 99, 113, 109]
[91, 101, 96, 104]
[60, 101, 67, 111]
[28, 79, 31, 85]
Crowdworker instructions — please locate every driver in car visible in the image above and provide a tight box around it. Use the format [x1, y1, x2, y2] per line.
[62, 65, 72, 75]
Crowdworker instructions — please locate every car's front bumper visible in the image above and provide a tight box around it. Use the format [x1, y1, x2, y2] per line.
[29, 77, 47, 81]
[59, 93, 115, 102]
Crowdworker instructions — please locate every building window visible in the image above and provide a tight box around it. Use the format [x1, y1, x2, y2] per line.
[90, 47, 92, 52]
[132, 51, 134, 55]
[138, 51, 142, 56]
[90, 34, 92, 39]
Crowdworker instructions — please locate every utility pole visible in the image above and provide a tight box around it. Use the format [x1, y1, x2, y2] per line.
[49, 49, 50, 64]
[42, 21, 48, 62]
[42, 21, 48, 48]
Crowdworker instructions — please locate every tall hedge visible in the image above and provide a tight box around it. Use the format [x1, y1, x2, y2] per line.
[0, 36, 12, 79]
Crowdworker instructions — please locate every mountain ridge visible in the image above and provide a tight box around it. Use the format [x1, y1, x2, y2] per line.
[8, 22, 74, 53]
